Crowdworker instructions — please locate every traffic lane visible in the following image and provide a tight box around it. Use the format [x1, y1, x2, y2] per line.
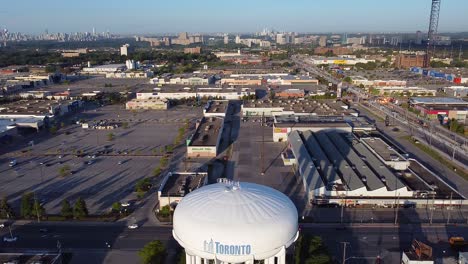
[0, 225, 172, 250]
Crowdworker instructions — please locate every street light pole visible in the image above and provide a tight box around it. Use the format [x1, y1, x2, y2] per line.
[429, 194, 435, 225]
[341, 242, 349, 264]
[34, 192, 40, 223]
[394, 195, 400, 225]
[447, 192, 453, 225]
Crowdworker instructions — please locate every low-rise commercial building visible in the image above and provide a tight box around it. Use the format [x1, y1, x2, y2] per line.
[351, 76, 407, 87]
[125, 99, 169, 110]
[242, 99, 357, 117]
[82, 64, 126, 74]
[275, 89, 305, 98]
[410, 97, 468, 121]
[373, 86, 436, 96]
[203, 100, 229, 117]
[187, 117, 224, 158]
[307, 57, 375, 65]
[0, 99, 83, 130]
[395, 54, 426, 68]
[105, 71, 154, 79]
[443, 86, 468, 97]
[137, 87, 253, 100]
[158, 172, 208, 208]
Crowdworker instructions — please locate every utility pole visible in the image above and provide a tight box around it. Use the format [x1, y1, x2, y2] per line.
[452, 145, 456, 161]
[341, 242, 349, 264]
[260, 113, 265, 175]
[429, 193, 435, 225]
[341, 196, 345, 223]
[34, 192, 41, 223]
[459, 44, 463, 61]
[447, 192, 452, 224]
[394, 195, 400, 225]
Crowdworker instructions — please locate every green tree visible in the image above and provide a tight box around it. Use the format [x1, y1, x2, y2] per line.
[0, 197, 14, 219]
[343, 76, 353, 83]
[269, 90, 276, 100]
[49, 125, 58, 134]
[138, 240, 166, 264]
[107, 133, 115, 141]
[111, 202, 122, 213]
[32, 200, 45, 219]
[73, 197, 88, 219]
[158, 205, 171, 218]
[135, 178, 152, 192]
[20, 192, 34, 218]
[153, 167, 162, 177]
[58, 165, 71, 177]
[61, 199, 73, 218]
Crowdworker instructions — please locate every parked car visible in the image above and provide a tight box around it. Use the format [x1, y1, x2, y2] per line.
[128, 224, 138, 229]
[9, 160, 17, 167]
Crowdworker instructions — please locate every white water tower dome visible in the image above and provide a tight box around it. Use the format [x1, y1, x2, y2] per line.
[173, 181, 299, 264]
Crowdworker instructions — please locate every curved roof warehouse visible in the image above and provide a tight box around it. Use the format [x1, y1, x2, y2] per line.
[172, 181, 299, 264]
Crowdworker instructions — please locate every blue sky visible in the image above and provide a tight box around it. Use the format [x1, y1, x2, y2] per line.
[1, 0, 467, 34]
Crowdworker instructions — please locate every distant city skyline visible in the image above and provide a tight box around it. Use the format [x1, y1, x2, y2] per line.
[1, 0, 468, 34]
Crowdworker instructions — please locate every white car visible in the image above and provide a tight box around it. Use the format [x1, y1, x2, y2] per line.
[0, 223, 4, 228]
[128, 224, 138, 229]
[3, 236, 17, 242]
[121, 202, 130, 207]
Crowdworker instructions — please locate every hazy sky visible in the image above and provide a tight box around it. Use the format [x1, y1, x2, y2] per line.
[1, 0, 467, 34]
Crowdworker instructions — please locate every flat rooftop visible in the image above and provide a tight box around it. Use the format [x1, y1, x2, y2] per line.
[0, 99, 78, 116]
[160, 172, 207, 197]
[274, 115, 373, 130]
[361, 137, 404, 162]
[243, 99, 357, 116]
[410, 97, 468, 105]
[205, 100, 229, 114]
[141, 85, 254, 93]
[0, 253, 61, 264]
[189, 117, 223, 146]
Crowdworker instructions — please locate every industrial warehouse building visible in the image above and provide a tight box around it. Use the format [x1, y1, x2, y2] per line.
[173, 181, 299, 264]
[272, 115, 374, 142]
[288, 130, 414, 203]
[287, 129, 466, 206]
[288, 130, 467, 207]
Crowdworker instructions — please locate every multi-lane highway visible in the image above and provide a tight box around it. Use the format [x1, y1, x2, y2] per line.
[1, 222, 466, 263]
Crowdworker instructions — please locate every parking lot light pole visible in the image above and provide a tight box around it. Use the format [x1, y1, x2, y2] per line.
[447, 192, 453, 225]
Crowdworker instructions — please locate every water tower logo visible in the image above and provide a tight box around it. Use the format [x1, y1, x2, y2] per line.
[203, 239, 215, 254]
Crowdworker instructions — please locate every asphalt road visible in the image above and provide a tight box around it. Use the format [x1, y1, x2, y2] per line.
[0, 224, 172, 251]
[1, 222, 466, 264]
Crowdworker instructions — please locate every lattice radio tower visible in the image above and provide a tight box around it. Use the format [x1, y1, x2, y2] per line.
[424, 0, 442, 67]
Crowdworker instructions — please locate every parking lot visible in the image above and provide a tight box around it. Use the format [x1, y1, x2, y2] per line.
[0, 104, 203, 214]
[230, 117, 306, 208]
